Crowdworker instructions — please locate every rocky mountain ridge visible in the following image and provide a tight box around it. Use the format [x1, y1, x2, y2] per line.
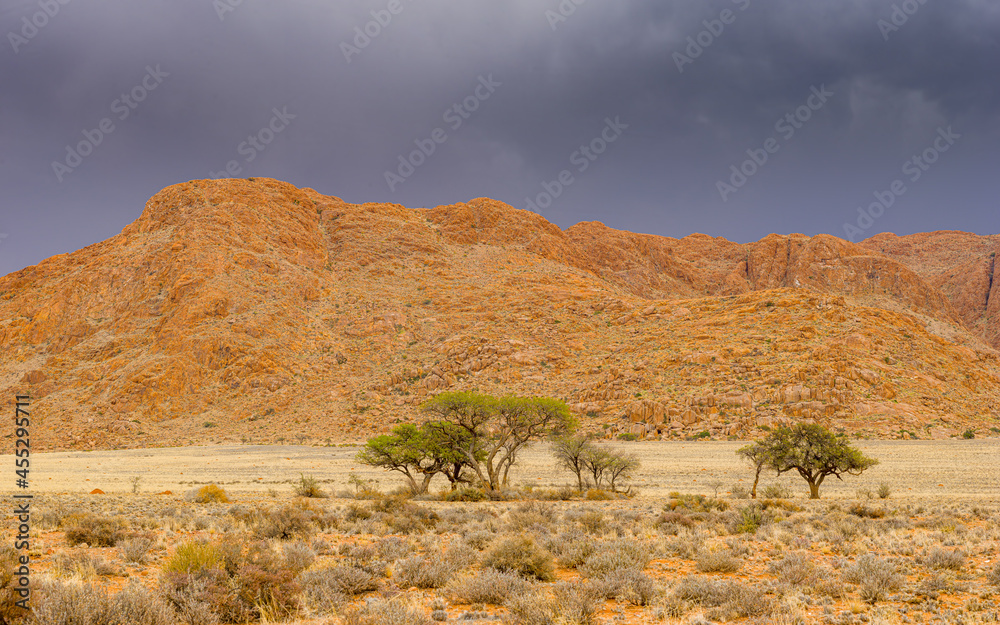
[1, 177, 997, 450]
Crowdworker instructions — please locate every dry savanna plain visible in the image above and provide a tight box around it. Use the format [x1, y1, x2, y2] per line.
[3, 441, 1000, 625]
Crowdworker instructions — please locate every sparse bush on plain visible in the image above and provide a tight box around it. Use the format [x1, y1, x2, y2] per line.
[483, 535, 556, 581]
[767, 552, 817, 586]
[923, 547, 965, 571]
[843, 554, 902, 604]
[187, 484, 230, 504]
[446, 568, 535, 605]
[341, 597, 431, 625]
[294, 474, 328, 498]
[579, 540, 651, 577]
[62, 513, 126, 547]
[695, 547, 742, 573]
[118, 535, 155, 564]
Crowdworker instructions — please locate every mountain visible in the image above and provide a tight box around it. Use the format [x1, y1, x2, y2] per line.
[2, 177, 997, 451]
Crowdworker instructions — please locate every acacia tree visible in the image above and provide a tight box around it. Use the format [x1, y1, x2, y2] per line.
[422, 392, 575, 494]
[579, 443, 640, 493]
[356, 423, 442, 495]
[741, 424, 878, 499]
[736, 443, 770, 499]
[551, 435, 592, 491]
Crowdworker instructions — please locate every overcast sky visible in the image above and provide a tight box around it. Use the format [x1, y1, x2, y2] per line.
[1, 0, 998, 276]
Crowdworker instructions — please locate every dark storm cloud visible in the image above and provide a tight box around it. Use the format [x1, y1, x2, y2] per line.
[1, 0, 998, 276]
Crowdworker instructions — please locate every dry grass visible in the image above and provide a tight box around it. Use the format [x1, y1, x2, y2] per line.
[7, 442, 1000, 624]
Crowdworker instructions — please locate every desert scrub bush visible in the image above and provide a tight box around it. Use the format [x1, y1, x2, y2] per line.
[118, 534, 155, 563]
[546, 531, 597, 568]
[107, 582, 177, 625]
[666, 492, 728, 512]
[161, 539, 301, 623]
[393, 555, 463, 589]
[294, 473, 328, 498]
[51, 551, 120, 579]
[303, 563, 381, 596]
[34, 579, 176, 625]
[251, 502, 318, 540]
[446, 568, 535, 605]
[767, 552, 817, 586]
[843, 554, 902, 604]
[483, 535, 555, 581]
[729, 484, 750, 499]
[922, 546, 965, 571]
[877, 482, 891, 499]
[760, 483, 794, 499]
[730, 502, 771, 534]
[989, 561, 1000, 587]
[281, 541, 316, 573]
[654, 511, 695, 535]
[579, 539, 651, 577]
[584, 488, 614, 501]
[671, 575, 773, 619]
[695, 547, 742, 573]
[589, 568, 658, 606]
[504, 584, 605, 625]
[62, 512, 125, 547]
[187, 484, 230, 503]
[443, 487, 487, 502]
[341, 597, 431, 625]
[0, 546, 29, 625]
[848, 502, 886, 519]
[506, 501, 557, 532]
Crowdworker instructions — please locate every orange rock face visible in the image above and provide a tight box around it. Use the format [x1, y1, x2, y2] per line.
[1, 178, 998, 450]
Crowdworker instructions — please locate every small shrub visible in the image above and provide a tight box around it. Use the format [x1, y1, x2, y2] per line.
[311, 563, 381, 596]
[731, 503, 770, 534]
[504, 592, 555, 625]
[446, 569, 535, 605]
[843, 554, 902, 604]
[108, 582, 177, 625]
[767, 552, 817, 586]
[282, 541, 317, 573]
[188, 484, 230, 504]
[988, 561, 1000, 587]
[62, 513, 125, 547]
[584, 488, 613, 501]
[164, 540, 223, 575]
[695, 548, 742, 573]
[483, 535, 555, 581]
[118, 535, 155, 563]
[877, 482, 891, 499]
[553, 581, 600, 624]
[729, 484, 750, 499]
[963, 428, 976, 439]
[672, 575, 771, 618]
[848, 502, 886, 519]
[443, 487, 487, 502]
[341, 598, 431, 625]
[294, 474, 327, 498]
[666, 493, 728, 512]
[252, 503, 317, 540]
[760, 483, 793, 499]
[923, 547, 965, 571]
[0, 547, 28, 624]
[579, 540, 651, 577]
[655, 511, 695, 534]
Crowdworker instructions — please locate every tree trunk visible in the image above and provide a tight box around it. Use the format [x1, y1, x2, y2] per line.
[808, 480, 820, 499]
[751, 466, 761, 499]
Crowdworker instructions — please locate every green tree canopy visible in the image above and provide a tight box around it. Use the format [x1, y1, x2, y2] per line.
[739, 423, 878, 499]
[422, 391, 575, 494]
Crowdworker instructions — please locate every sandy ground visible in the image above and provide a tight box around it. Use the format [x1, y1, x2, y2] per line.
[5, 439, 1000, 500]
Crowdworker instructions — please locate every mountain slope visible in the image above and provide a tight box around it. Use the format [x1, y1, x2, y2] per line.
[1, 178, 997, 450]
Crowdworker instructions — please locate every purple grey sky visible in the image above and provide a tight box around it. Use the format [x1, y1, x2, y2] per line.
[1, 0, 998, 277]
